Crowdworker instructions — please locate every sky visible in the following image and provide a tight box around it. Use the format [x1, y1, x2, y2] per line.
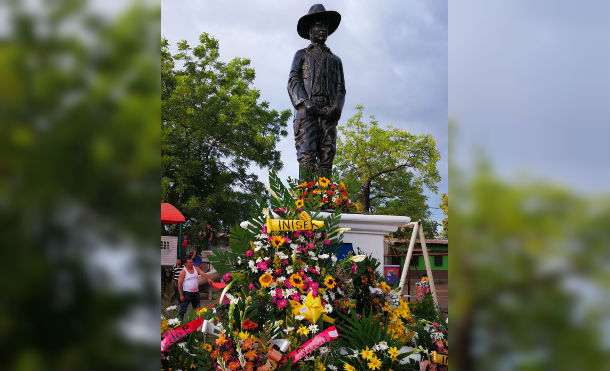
[161, 0, 449, 224]
[450, 0, 609, 194]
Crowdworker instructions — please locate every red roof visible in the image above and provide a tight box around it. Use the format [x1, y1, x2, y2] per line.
[161, 203, 185, 224]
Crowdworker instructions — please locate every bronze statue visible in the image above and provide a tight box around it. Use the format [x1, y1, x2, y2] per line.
[288, 4, 346, 181]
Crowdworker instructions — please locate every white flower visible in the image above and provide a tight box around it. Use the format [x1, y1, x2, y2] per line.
[167, 318, 180, 326]
[303, 356, 315, 361]
[336, 287, 343, 295]
[298, 236, 305, 242]
[303, 264, 309, 271]
[251, 266, 259, 273]
[311, 256, 318, 261]
[331, 255, 337, 264]
[329, 292, 335, 300]
[255, 234, 267, 239]
[324, 304, 333, 313]
[286, 266, 294, 274]
[256, 257, 262, 263]
[248, 260, 255, 268]
[290, 243, 300, 250]
[237, 257, 242, 265]
[328, 365, 338, 371]
[274, 320, 283, 327]
[161, 314, 164, 320]
[351, 255, 366, 262]
[294, 315, 305, 321]
[216, 322, 226, 333]
[286, 288, 296, 296]
[277, 252, 288, 259]
[315, 265, 320, 272]
[308, 251, 315, 257]
[284, 326, 295, 333]
[177, 342, 187, 349]
[307, 324, 319, 334]
[318, 254, 329, 259]
[319, 346, 328, 353]
[165, 305, 177, 312]
[374, 341, 388, 351]
[322, 293, 329, 302]
[300, 295, 306, 301]
[266, 268, 273, 274]
[277, 276, 287, 283]
[269, 281, 277, 289]
[254, 245, 261, 252]
[212, 307, 217, 313]
[230, 297, 239, 305]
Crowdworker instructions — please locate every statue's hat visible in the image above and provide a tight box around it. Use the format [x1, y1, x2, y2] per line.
[297, 4, 341, 40]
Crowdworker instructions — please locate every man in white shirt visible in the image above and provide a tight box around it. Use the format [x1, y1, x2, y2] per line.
[177, 257, 214, 319]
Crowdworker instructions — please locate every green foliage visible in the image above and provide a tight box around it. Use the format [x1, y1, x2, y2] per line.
[336, 309, 393, 350]
[334, 105, 441, 235]
[161, 35, 291, 229]
[439, 193, 448, 239]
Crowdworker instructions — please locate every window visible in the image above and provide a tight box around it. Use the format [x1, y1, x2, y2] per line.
[410, 256, 419, 266]
[434, 255, 443, 267]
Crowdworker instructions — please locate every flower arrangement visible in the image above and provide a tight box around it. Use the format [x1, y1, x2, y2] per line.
[289, 177, 360, 213]
[161, 173, 447, 371]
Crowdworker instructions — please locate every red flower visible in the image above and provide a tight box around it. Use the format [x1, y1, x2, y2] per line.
[307, 181, 315, 188]
[326, 190, 334, 196]
[242, 319, 258, 330]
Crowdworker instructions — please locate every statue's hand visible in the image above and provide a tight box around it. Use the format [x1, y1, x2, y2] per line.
[324, 105, 341, 121]
[304, 100, 321, 116]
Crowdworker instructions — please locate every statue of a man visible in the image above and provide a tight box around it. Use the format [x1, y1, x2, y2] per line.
[288, 4, 346, 181]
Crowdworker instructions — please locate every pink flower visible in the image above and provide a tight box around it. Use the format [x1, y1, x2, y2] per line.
[352, 263, 357, 274]
[262, 225, 267, 234]
[275, 298, 287, 308]
[257, 261, 268, 271]
[323, 239, 331, 246]
[293, 231, 301, 238]
[306, 243, 314, 250]
[274, 208, 287, 214]
[249, 283, 254, 291]
[222, 273, 232, 282]
[290, 293, 300, 302]
[245, 250, 253, 257]
[274, 268, 282, 275]
[274, 288, 283, 298]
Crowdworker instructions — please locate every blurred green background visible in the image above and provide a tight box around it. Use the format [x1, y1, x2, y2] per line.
[0, 0, 160, 369]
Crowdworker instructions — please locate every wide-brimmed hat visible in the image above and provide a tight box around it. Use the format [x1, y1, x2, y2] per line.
[297, 4, 341, 40]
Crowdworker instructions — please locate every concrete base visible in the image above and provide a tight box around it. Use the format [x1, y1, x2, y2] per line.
[320, 212, 411, 274]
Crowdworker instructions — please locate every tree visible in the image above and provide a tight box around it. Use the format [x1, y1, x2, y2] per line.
[439, 193, 448, 239]
[334, 105, 441, 237]
[161, 34, 291, 229]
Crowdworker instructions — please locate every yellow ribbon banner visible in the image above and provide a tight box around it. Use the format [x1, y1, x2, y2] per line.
[266, 218, 324, 232]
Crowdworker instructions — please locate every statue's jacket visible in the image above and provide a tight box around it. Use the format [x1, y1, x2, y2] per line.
[288, 44, 346, 120]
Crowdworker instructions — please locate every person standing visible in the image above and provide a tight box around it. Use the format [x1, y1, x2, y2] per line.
[171, 258, 184, 303]
[177, 257, 214, 319]
[288, 4, 345, 180]
[204, 223, 214, 250]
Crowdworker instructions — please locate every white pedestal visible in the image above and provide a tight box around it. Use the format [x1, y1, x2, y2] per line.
[320, 212, 411, 274]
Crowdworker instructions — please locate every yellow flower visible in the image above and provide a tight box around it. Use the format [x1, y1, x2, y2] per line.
[323, 275, 336, 290]
[367, 356, 381, 370]
[388, 347, 400, 358]
[289, 273, 305, 289]
[316, 363, 326, 371]
[259, 273, 274, 288]
[318, 177, 330, 187]
[360, 346, 374, 361]
[378, 282, 391, 293]
[343, 363, 355, 371]
[295, 199, 304, 208]
[270, 235, 285, 248]
[196, 307, 208, 316]
[296, 325, 309, 336]
[203, 343, 212, 352]
[298, 182, 307, 188]
[238, 331, 250, 341]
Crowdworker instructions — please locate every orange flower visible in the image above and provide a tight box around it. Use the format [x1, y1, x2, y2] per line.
[245, 349, 257, 361]
[259, 273, 274, 288]
[318, 177, 330, 187]
[242, 318, 258, 330]
[270, 235, 285, 248]
[324, 275, 336, 290]
[289, 273, 304, 289]
[244, 362, 254, 371]
[215, 333, 227, 346]
[242, 339, 253, 350]
[228, 360, 240, 370]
